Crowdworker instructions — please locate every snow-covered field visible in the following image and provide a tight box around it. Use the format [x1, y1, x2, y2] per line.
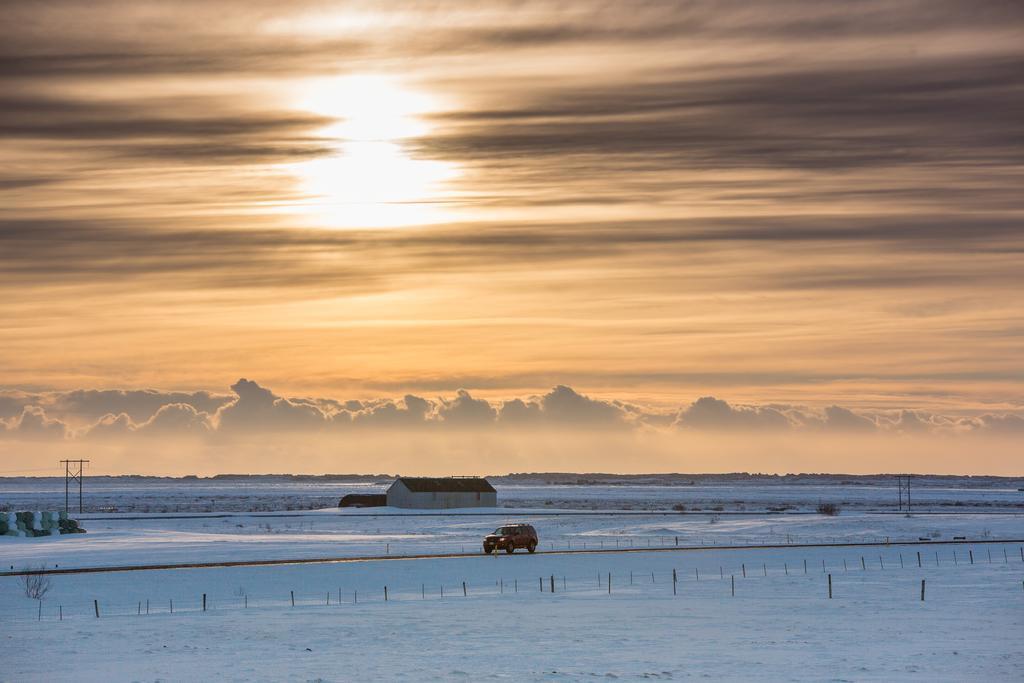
[0, 507, 1022, 571]
[2, 475, 1022, 513]
[2, 542, 1022, 681]
[2, 481, 1022, 680]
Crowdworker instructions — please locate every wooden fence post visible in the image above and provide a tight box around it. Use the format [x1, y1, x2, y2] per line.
[385, 586, 389, 601]
[672, 568, 677, 595]
[203, 593, 207, 612]
[94, 600, 99, 618]
[731, 575, 735, 597]
[550, 575, 555, 593]
[742, 563, 746, 578]
[917, 551, 921, 567]
[608, 572, 611, 594]
[290, 591, 294, 607]
[463, 581, 467, 597]
[969, 550, 974, 565]
[804, 559, 807, 574]
[920, 579, 926, 601]
[861, 556, 866, 570]
[828, 574, 832, 599]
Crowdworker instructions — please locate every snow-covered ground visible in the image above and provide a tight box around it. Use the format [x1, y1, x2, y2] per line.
[2, 481, 1022, 680]
[2, 543, 1022, 681]
[0, 508, 1021, 571]
[2, 476, 1022, 513]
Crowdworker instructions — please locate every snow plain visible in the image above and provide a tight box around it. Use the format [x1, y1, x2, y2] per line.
[2, 540, 1023, 681]
[1, 480, 1022, 681]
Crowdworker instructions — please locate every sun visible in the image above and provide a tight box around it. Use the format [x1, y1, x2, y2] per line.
[288, 75, 458, 228]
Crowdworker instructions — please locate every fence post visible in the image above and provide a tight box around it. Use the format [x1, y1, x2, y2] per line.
[59, 605, 62, 621]
[608, 572, 611, 594]
[828, 574, 832, 599]
[550, 575, 555, 593]
[900, 554, 904, 568]
[763, 564, 767, 577]
[917, 551, 921, 567]
[94, 599, 99, 618]
[170, 599, 173, 614]
[245, 594, 247, 609]
[861, 556, 866, 571]
[290, 591, 294, 607]
[203, 594, 207, 612]
[385, 586, 389, 601]
[731, 575, 735, 597]
[879, 556, 884, 570]
[673, 568, 677, 595]
[804, 559, 807, 574]
[784, 563, 788, 575]
[920, 579, 926, 601]
[463, 581, 467, 597]
[539, 577, 543, 592]
[969, 550, 974, 565]
[515, 579, 518, 593]
[742, 563, 746, 578]
[146, 599, 149, 615]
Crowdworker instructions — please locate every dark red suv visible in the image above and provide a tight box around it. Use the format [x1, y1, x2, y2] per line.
[483, 524, 538, 554]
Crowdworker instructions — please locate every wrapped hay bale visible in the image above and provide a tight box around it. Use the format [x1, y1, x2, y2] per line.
[31, 511, 42, 531]
[0, 517, 7, 534]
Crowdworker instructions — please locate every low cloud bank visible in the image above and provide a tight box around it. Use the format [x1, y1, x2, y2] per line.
[1, 379, 1021, 441]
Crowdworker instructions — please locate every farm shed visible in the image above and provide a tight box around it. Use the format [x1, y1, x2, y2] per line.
[337, 494, 387, 508]
[386, 477, 497, 509]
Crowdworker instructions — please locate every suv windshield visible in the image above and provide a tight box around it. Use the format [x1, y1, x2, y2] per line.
[495, 527, 516, 535]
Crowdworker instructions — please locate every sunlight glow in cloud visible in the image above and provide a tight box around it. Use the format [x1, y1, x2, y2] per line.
[289, 75, 459, 227]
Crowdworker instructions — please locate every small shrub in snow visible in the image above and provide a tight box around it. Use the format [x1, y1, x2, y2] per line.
[19, 568, 51, 601]
[672, 503, 687, 511]
[817, 502, 841, 516]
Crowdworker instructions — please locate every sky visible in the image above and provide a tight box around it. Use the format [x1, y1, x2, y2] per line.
[1, 1, 1022, 475]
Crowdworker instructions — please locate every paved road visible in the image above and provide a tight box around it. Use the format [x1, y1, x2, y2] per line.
[3, 537, 1021, 577]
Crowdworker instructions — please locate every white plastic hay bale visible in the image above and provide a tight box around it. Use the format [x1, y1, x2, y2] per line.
[31, 512, 42, 530]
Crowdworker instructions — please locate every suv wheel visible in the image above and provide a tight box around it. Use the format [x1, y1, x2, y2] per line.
[527, 542, 536, 553]
[505, 543, 515, 554]
[484, 546, 493, 554]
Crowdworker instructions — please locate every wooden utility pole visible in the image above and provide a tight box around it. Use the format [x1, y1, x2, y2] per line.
[60, 460, 89, 514]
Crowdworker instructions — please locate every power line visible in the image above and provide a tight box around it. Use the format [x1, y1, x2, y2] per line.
[60, 460, 89, 514]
